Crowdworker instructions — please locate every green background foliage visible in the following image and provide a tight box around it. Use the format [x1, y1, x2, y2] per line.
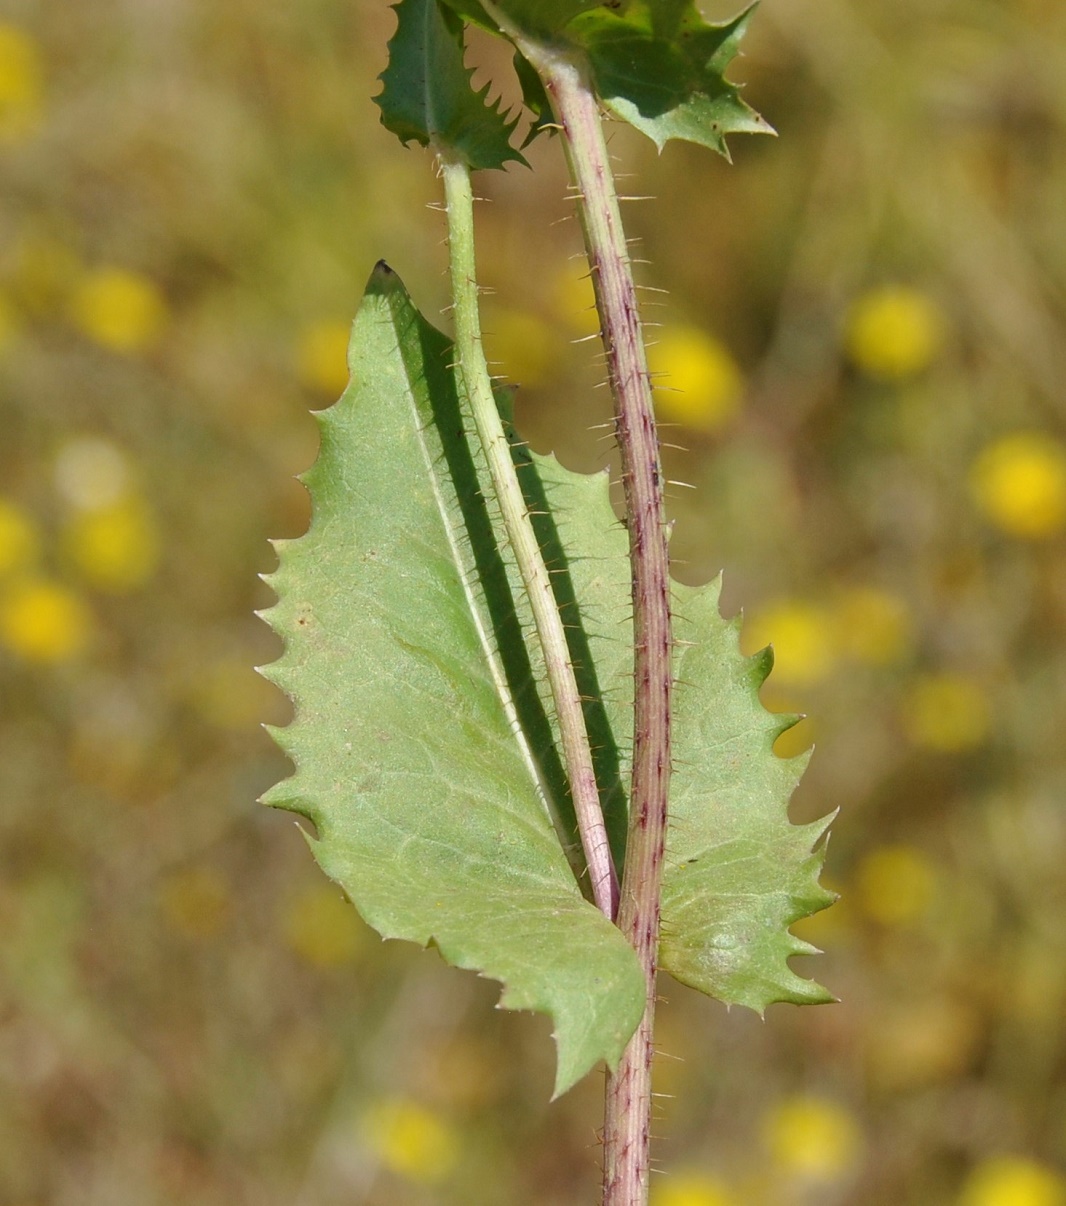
[2, 1, 1066, 1204]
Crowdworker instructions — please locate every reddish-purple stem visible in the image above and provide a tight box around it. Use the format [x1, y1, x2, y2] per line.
[538, 54, 673, 1206]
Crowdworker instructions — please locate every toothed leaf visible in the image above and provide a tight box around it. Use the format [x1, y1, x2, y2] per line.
[502, 458, 835, 1011]
[659, 578, 837, 1009]
[260, 264, 644, 1096]
[376, 0, 526, 170]
[568, 3, 774, 155]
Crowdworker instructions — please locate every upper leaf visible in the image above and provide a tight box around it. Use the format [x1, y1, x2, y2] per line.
[568, 3, 773, 155]
[260, 264, 645, 1095]
[376, 0, 526, 170]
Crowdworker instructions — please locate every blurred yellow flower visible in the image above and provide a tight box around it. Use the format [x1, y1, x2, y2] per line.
[652, 1171, 739, 1206]
[0, 23, 44, 145]
[855, 844, 936, 926]
[63, 496, 160, 593]
[0, 498, 39, 576]
[283, 883, 365, 969]
[833, 586, 912, 665]
[969, 432, 1066, 540]
[70, 267, 168, 353]
[54, 437, 130, 511]
[553, 262, 600, 338]
[742, 599, 836, 688]
[902, 672, 990, 753]
[846, 285, 944, 381]
[959, 1156, 1066, 1206]
[486, 308, 556, 387]
[424, 1037, 505, 1110]
[362, 1097, 459, 1184]
[0, 577, 92, 662]
[762, 1094, 862, 1180]
[297, 320, 351, 396]
[159, 866, 231, 941]
[648, 325, 743, 433]
[866, 998, 981, 1092]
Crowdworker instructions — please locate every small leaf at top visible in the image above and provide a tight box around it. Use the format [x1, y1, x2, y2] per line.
[376, 0, 526, 170]
[568, 3, 774, 155]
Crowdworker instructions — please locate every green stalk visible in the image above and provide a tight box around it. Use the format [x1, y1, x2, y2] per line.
[477, 8, 673, 1199]
[438, 149, 619, 921]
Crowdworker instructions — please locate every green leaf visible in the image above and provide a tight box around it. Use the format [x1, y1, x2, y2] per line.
[260, 263, 644, 1097]
[659, 578, 836, 1009]
[617, 0, 692, 40]
[376, 0, 526, 170]
[569, 3, 774, 155]
[440, 0, 606, 39]
[502, 454, 835, 1011]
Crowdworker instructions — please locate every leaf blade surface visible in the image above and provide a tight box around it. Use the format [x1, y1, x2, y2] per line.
[260, 263, 644, 1095]
[660, 579, 836, 1009]
[520, 465, 833, 1009]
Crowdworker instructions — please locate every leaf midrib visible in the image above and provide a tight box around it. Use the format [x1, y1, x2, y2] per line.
[388, 292, 559, 834]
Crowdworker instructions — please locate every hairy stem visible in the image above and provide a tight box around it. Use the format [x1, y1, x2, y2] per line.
[551, 66, 672, 1206]
[504, 39, 673, 1206]
[439, 151, 619, 920]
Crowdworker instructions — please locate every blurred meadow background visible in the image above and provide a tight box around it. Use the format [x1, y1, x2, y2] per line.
[2, 0, 1065, 1203]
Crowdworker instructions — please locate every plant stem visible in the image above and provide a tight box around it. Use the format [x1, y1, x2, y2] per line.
[438, 150, 619, 920]
[507, 40, 674, 1206]
[550, 64, 672, 1206]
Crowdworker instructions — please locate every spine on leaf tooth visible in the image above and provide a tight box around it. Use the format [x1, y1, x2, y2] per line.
[439, 149, 619, 920]
[479, 5, 673, 1199]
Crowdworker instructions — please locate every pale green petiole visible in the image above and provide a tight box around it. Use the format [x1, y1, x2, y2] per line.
[437, 150, 619, 920]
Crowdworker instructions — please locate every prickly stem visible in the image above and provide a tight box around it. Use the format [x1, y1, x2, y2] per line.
[523, 47, 673, 1206]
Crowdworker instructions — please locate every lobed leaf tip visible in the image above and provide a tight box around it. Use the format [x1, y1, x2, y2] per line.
[770, 710, 805, 741]
[750, 642, 775, 685]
